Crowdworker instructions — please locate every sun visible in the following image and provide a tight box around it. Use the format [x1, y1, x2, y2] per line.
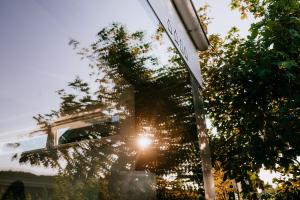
[137, 135, 152, 150]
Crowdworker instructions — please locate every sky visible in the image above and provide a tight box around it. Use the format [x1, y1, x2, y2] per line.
[0, 0, 158, 138]
[0, 0, 255, 139]
[0, 0, 175, 175]
[193, 0, 255, 38]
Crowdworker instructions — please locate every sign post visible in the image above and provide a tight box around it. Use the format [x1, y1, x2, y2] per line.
[146, 0, 215, 199]
[146, 0, 204, 86]
[191, 75, 216, 200]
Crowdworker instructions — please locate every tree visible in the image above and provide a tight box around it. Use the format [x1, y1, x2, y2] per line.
[212, 161, 235, 200]
[17, 23, 205, 199]
[199, 0, 300, 198]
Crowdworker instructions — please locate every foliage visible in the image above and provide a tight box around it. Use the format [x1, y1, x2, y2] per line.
[272, 162, 300, 199]
[230, 0, 267, 18]
[16, 23, 205, 199]
[199, 0, 300, 198]
[213, 161, 235, 200]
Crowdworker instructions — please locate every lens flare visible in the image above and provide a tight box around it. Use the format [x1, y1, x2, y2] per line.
[137, 135, 152, 150]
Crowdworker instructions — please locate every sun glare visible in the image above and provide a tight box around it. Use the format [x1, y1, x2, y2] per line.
[137, 135, 152, 150]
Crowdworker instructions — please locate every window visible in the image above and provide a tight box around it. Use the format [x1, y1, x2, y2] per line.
[0, 0, 203, 199]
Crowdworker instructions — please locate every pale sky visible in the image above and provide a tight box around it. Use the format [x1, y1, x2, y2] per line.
[0, 0, 158, 136]
[0, 0, 255, 138]
[0, 0, 164, 175]
[193, 0, 256, 38]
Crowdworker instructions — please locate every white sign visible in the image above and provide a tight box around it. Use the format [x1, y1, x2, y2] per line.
[146, 0, 203, 86]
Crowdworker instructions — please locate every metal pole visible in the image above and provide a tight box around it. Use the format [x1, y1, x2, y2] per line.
[190, 75, 216, 200]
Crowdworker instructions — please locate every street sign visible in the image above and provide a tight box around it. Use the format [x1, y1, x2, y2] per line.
[146, 0, 206, 86]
